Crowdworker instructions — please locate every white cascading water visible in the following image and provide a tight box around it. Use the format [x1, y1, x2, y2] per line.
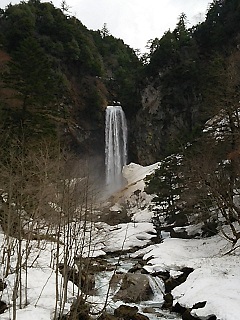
[105, 105, 128, 192]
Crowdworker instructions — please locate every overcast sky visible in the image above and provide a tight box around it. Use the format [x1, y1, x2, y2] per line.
[1, 0, 212, 52]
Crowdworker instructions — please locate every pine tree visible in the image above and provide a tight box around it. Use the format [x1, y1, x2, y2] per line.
[2, 36, 63, 144]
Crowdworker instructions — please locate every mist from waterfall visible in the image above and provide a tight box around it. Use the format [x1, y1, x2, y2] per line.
[105, 105, 127, 193]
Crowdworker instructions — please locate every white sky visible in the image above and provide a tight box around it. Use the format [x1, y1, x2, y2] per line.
[1, 0, 212, 52]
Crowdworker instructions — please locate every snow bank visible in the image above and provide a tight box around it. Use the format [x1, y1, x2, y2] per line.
[108, 162, 160, 223]
[102, 222, 155, 252]
[140, 232, 240, 320]
[0, 232, 77, 320]
[122, 162, 160, 187]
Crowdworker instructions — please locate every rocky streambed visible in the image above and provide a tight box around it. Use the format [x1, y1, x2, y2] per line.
[84, 255, 182, 320]
[83, 243, 218, 320]
[58, 238, 219, 320]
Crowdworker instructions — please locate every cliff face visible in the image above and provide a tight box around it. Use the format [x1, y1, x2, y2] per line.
[130, 79, 200, 165]
[130, 82, 162, 165]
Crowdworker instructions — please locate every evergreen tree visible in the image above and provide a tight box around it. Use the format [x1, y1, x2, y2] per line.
[100, 23, 110, 38]
[145, 155, 184, 229]
[2, 36, 63, 143]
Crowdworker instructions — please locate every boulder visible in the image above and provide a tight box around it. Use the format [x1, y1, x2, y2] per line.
[76, 257, 114, 273]
[114, 305, 149, 320]
[114, 305, 138, 318]
[58, 263, 95, 293]
[97, 306, 150, 320]
[128, 261, 144, 273]
[109, 272, 124, 291]
[132, 313, 149, 320]
[162, 293, 173, 309]
[172, 303, 199, 320]
[68, 297, 91, 320]
[165, 267, 194, 293]
[0, 301, 7, 314]
[172, 302, 217, 320]
[192, 301, 207, 309]
[113, 273, 153, 303]
[182, 309, 200, 320]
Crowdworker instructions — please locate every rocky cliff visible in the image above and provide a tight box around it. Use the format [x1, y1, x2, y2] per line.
[130, 78, 200, 165]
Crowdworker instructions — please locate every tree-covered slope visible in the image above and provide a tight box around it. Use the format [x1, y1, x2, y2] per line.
[0, 0, 240, 168]
[132, 0, 240, 164]
[0, 0, 142, 157]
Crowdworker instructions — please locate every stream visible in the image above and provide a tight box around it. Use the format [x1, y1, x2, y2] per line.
[87, 256, 181, 320]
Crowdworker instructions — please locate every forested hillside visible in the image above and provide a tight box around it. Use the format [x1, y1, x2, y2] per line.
[132, 0, 240, 164]
[0, 0, 141, 161]
[1, 0, 240, 166]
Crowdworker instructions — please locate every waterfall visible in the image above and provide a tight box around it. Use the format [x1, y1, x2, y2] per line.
[105, 105, 127, 192]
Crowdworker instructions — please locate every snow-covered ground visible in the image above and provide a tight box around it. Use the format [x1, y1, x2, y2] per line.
[0, 234, 78, 320]
[107, 162, 160, 222]
[132, 231, 240, 320]
[1, 162, 240, 320]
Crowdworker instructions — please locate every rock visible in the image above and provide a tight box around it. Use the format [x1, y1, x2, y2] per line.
[160, 225, 195, 240]
[114, 305, 149, 320]
[0, 279, 6, 291]
[0, 301, 7, 314]
[172, 302, 187, 314]
[151, 270, 170, 280]
[162, 293, 173, 309]
[170, 228, 190, 239]
[81, 272, 95, 292]
[192, 301, 207, 309]
[114, 305, 138, 318]
[165, 277, 180, 293]
[172, 303, 199, 320]
[132, 74, 201, 165]
[141, 307, 155, 314]
[76, 257, 113, 272]
[132, 313, 150, 320]
[172, 302, 217, 320]
[201, 221, 218, 237]
[128, 262, 144, 273]
[165, 267, 194, 293]
[182, 309, 199, 320]
[58, 264, 95, 293]
[100, 207, 131, 226]
[113, 273, 153, 303]
[167, 212, 188, 227]
[67, 297, 91, 320]
[109, 273, 124, 291]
